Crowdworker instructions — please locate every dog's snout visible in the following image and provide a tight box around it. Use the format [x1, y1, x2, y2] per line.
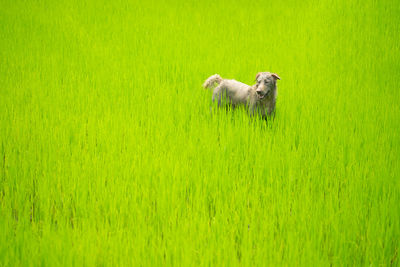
[256, 90, 263, 95]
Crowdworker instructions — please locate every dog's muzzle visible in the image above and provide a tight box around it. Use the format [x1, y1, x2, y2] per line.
[256, 90, 270, 99]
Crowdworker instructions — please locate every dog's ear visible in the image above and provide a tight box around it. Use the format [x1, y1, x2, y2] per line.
[271, 73, 281, 80]
[255, 72, 262, 81]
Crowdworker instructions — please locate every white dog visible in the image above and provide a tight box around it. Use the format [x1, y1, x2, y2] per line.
[203, 72, 281, 117]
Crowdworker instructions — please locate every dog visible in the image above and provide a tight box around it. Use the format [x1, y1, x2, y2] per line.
[203, 72, 281, 118]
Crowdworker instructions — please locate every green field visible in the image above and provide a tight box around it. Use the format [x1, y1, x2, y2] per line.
[1, 0, 399, 265]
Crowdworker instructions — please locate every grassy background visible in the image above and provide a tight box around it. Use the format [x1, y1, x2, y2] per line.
[1, 0, 399, 265]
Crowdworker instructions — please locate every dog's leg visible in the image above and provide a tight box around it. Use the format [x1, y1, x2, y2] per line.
[212, 85, 224, 107]
[248, 103, 256, 117]
[247, 94, 257, 117]
[266, 105, 276, 117]
[263, 106, 276, 121]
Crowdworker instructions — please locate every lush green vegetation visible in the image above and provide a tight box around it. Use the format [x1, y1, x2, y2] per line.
[1, 0, 399, 265]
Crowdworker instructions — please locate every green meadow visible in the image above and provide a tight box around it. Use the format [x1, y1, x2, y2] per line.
[1, 0, 399, 265]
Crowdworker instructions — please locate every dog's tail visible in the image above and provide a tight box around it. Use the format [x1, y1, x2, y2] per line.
[203, 74, 222, 90]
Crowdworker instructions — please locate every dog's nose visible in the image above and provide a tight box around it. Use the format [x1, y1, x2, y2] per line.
[256, 91, 263, 95]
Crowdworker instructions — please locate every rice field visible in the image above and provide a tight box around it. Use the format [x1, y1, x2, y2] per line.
[1, 0, 399, 265]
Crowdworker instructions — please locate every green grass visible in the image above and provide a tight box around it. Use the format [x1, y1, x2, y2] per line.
[1, 0, 399, 265]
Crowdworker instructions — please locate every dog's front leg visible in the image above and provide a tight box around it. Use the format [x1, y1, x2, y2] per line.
[248, 102, 257, 117]
[263, 107, 276, 121]
[212, 85, 224, 107]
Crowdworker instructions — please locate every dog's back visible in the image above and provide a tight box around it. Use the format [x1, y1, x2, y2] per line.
[219, 79, 251, 105]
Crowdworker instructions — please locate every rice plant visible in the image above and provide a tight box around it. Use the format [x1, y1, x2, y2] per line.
[0, 0, 399, 265]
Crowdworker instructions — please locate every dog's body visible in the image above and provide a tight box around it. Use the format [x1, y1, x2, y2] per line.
[203, 72, 280, 117]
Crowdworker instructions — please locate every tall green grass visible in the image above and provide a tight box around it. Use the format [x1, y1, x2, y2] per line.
[1, 0, 399, 265]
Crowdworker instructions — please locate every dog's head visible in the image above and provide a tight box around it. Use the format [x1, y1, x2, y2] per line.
[255, 72, 280, 99]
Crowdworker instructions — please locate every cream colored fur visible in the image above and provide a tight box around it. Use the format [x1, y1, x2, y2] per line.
[203, 72, 280, 117]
